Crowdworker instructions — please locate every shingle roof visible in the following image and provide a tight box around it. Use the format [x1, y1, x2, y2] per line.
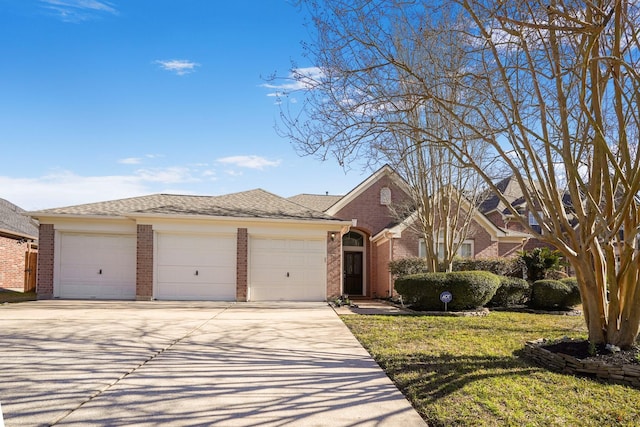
[287, 194, 343, 212]
[478, 176, 525, 215]
[30, 190, 341, 222]
[0, 198, 39, 239]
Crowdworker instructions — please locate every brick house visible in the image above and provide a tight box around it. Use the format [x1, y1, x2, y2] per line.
[0, 198, 38, 292]
[29, 165, 531, 301]
[290, 165, 530, 299]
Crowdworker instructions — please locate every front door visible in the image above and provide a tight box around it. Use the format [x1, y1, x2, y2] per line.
[344, 251, 363, 295]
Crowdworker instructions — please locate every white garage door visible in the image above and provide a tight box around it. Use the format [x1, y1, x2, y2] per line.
[250, 238, 326, 301]
[156, 233, 236, 301]
[58, 234, 136, 299]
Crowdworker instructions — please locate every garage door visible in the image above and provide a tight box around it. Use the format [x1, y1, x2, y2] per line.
[156, 233, 236, 300]
[58, 234, 136, 299]
[249, 238, 326, 301]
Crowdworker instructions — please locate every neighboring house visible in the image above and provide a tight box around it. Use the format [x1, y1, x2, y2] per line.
[29, 165, 532, 302]
[478, 175, 552, 251]
[0, 198, 38, 292]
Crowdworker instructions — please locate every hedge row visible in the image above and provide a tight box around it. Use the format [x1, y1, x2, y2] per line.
[394, 273, 581, 311]
[388, 256, 522, 277]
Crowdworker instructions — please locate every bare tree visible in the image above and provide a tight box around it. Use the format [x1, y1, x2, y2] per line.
[276, 0, 640, 347]
[274, 2, 489, 272]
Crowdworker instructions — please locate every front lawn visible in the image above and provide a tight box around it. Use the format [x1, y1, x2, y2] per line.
[341, 312, 640, 426]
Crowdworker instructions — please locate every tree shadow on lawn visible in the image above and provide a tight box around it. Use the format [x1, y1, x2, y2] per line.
[381, 352, 540, 403]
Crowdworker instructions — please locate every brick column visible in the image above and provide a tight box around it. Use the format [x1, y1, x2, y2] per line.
[136, 225, 153, 300]
[236, 228, 248, 301]
[36, 224, 54, 299]
[326, 230, 342, 300]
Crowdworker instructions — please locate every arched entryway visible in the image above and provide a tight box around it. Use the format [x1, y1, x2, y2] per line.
[342, 230, 366, 296]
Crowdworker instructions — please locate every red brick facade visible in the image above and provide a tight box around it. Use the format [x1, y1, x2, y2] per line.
[0, 237, 28, 290]
[136, 225, 153, 300]
[36, 224, 54, 299]
[326, 230, 342, 299]
[236, 228, 248, 301]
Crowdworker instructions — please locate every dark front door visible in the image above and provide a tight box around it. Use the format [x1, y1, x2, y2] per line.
[344, 251, 363, 295]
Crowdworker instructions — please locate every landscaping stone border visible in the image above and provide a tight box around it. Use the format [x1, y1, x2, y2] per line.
[522, 339, 640, 389]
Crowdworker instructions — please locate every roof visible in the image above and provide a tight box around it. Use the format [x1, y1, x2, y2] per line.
[29, 189, 342, 222]
[287, 194, 343, 212]
[0, 198, 39, 240]
[478, 176, 527, 215]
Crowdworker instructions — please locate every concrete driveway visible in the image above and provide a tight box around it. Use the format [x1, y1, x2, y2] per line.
[0, 301, 426, 426]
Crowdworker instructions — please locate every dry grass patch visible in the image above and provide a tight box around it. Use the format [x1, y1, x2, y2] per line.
[342, 312, 640, 426]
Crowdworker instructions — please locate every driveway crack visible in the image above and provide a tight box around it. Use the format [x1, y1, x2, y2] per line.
[48, 305, 231, 426]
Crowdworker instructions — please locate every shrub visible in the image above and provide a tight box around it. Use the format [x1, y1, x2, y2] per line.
[488, 276, 531, 307]
[529, 279, 580, 310]
[395, 271, 500, 311]
[388, 257, 429, 277]
[560, 277, 582, 307]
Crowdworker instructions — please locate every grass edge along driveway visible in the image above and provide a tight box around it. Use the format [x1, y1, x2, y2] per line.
[341, 312, 640, 427]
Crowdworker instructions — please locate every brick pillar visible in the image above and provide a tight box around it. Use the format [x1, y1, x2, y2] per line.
[36, 224, 54, 299]
[326, 231, 342, 300]
[136, 225, 153, 300]
[236, 228, 248, 301]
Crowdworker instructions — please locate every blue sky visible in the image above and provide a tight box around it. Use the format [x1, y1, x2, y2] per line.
[0, 0, 368, 210]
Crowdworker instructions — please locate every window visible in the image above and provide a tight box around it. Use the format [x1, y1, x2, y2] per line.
[419, 239, 474, 259]
[380, 187, 391, 205]
[528, 211, 539, 226]
[343, 231, 364, 247]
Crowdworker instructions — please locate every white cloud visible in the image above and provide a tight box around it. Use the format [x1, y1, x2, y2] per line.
[216, 155, 281, 170]
[118, 157, 142, 165]
[262, 67, 324, 97]
[0, 167, 202, 211]
[155, 59, 200, 76]
[40, 0, 118, 22]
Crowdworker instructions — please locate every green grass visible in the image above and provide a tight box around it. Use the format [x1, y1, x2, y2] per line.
[0, 290, 36, 303]
[341, 312, 640, 426]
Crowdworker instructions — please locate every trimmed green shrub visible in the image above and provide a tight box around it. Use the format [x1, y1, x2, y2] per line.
[395, 271, 500, 311]
[529, 279, 580, 310]
[489, 276, 531, 307]
[388, 257, 429, 277]
[560, 277, 582, 307]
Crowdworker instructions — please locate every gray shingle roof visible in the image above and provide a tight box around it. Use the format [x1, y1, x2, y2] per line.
[0, 198, 39, 239]
[30, 190, 341, 222]
[287, 194, 343, 212]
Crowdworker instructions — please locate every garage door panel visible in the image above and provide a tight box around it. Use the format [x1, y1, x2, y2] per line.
[249, 237, 326, 302]
[156, 233, 236, 301]
[58, 234, 136, 300]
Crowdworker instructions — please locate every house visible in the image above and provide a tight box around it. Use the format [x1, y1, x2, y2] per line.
[0, 198, 38, 292]
[29, 165, 531, 301]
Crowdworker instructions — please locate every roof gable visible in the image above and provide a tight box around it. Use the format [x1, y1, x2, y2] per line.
[325, 164, 410, 216]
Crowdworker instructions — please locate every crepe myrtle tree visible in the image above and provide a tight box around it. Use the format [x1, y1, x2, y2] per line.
[272, 2, 490, 273]
[274, 0, 640, 347]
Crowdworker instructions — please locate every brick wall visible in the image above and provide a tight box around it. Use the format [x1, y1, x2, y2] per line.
[326, 231, 342, 300]
[236, 228, 247, 301]
[37, 224, 54, 299]
[373, 240, 391, 298]
[136, 225, 153, 300]
[0, 236, 27, 290]
[333, 175, 411, 236]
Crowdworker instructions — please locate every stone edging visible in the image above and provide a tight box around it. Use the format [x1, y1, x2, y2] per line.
[522, 339, 640, 389]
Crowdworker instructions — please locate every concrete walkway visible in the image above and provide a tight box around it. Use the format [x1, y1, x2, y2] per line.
[0, 301, 426, 426]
